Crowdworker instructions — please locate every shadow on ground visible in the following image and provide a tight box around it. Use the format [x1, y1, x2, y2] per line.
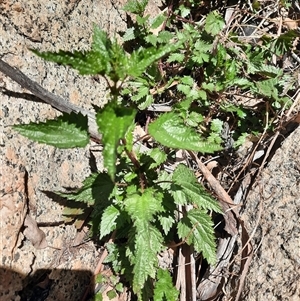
[0, 267, 94, 301]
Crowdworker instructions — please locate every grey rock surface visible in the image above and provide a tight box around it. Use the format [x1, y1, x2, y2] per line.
[242, 126, 300, 301]
[0, 0, 126, 300]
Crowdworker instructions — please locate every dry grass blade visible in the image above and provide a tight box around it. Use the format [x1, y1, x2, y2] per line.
[188, 151, 239, 236]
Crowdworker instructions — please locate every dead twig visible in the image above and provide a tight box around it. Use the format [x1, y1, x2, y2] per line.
[188, 151, 239, 236]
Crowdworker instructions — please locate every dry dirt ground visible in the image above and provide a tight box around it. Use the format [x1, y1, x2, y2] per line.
[0, 1, 299, 301]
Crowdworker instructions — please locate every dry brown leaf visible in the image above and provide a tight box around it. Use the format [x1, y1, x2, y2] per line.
[23, 215, 48, 249]
[206, 160, 218, 171]
[133, 125, 147, 140]
[189, 151, 238, 234]
[283, 18, 298, 30]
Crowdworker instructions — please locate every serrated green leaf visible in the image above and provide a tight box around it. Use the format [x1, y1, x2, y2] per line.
[151, 14, 166, 29]
[148, 112, 222, 153]
[154, 269, 179, 301]
[220, 103, 247, 119]
[125, 122, 136, 152]
[124, 172, 138, 183]
[31, 48, 109, 75]
[192, 52, 210, 65]
[186, 111, 203, 128]
[177, 83, 191, 95]
[107, 290, 117, 299]
[179, 4, 190, 18]
[157, 31, 174, 44]
[255, 78, 279, 99]
[92, 25, 112, 60]
[96, 102, 137, 181]
[192, 39, 211, 65]
[107, 42, 130, 81]
[104, 242, 122, 268]
[115, 283, 123, 293]
[194, 39, 213, 53]
[230, 77, 252, 88]
[234, 132, 248, 148]
[31, 26, 113, 75]
[208, 132, 223, 145]
[225, 59, 237, 81]
[31, 26, 114, 75]
[177, 208, 218, 264]
[136, 14, 150, 25]
[100, 205, 120, 238]
[210, 119, 223, 133]
[167, 53, 185, 63]
[170, 183, 187, 205]
[148, 148, 167, 168]
[58, 172, 114, 205]
[94, 292, 103, 301]
[188, 88, 199, 100]
[32, 26, 129, 81]
[158, 214, 174, 235]
[125, 189, 163, 227]
[197, 90, 207, 101]
[95, 274, 105, 284]
[132, 85, 149, 101]
[130, 41, 184, 77]
[181, 75, 194, 86]
[205, 11, 225, 35]
[215, 44, 227, 67]
[137, 94, 154, 110]
[271, 30, 298, 56]
[202, 82, 215, 92]
[255, 63, 282, 78]
[132, 225, 163, 293]
[175, 98, 193, 112]
[156, 170, 172, 190]
[123, 0, 148, 15]
[123, 27, 136, 42]
[126, 184, 138, 196]
[13, 112, 89, 148]
[172, 164, 221, 212]
[145, 34, 159, 46]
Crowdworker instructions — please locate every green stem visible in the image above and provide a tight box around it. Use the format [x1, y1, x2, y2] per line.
[121, 139, 148, 192]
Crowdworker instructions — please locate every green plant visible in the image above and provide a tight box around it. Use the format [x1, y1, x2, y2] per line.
[94, 273, 124, 301]
[12, 0, 296, 299]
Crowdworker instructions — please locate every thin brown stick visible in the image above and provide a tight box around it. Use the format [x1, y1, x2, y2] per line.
[188, 151, 239, 236]
[188, 151, 235, 205]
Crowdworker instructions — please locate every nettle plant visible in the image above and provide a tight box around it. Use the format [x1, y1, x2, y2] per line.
[13, 1, 296, 299]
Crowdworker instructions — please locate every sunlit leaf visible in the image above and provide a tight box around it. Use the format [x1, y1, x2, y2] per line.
[13, 112, 89, 148]
[97, 102, 136, 181]
[148, 112, 222, 153]
[205, 11, 225, 35]
[177, 208, 218, 264]
[172, 164, 221, 212]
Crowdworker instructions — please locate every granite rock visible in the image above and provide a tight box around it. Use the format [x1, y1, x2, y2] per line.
[241, 126, 300, 301]
[0, 0, 126, 299]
